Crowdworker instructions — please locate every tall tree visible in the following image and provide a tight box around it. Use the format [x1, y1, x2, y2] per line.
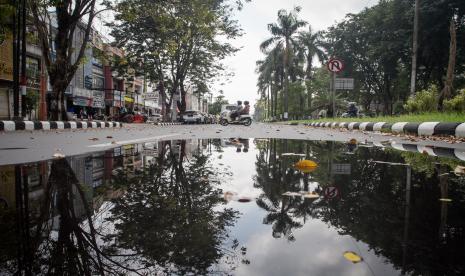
[260, 7, 307, 120]
[109, 0, 247, 121]
[29, 0, 99, 120]
[297, 26, 326, 111]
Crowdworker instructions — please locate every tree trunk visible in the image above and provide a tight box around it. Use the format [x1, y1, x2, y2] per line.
[438, 18, 457, 111]
[179, 80, 187, 113]
[283, 40, 290, 120]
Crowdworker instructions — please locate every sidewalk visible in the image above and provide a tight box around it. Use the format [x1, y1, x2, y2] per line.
[0, 120, 122, 131]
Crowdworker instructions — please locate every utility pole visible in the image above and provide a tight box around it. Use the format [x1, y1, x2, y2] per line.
[410, 0, 419, 96]
[13, 0, 19, 118]
[20, 0, 27, 118]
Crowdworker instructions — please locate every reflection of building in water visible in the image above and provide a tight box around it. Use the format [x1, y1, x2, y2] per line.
[142, 142, 158, 166]
[0, 163, 49, 218]
[122, 144, 143, 173]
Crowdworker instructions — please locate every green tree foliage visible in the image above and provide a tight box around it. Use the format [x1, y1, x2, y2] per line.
[444, 89, 465, 113]
[208, 92, 229, 115]
[404, 85, 439, 113]
[257, 0, 465, 117]
[260, 7, 307, 120]
[108, 0, 248, 120]
[29, 0, 99, 120]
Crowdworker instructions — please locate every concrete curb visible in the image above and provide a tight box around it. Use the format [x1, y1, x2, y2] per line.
[0, 120, 123, 132]
[156, 122, 182, 126]
[368, 140, 465, 161]
[305, 121, 465, 138]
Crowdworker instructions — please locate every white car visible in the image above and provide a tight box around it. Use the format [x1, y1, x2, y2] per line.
[146, 114, 162, 123]
[182, 110, 203, 124]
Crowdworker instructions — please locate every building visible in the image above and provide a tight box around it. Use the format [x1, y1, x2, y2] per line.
[0, 23, 48, 120]
[103, 45, 125, 117]
[0, 30, 13, 119]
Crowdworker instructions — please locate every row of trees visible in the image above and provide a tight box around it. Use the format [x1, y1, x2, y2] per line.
[8, 0, 248, 120]
[107, 0, 249, 120]
[256, 0, 465, 120]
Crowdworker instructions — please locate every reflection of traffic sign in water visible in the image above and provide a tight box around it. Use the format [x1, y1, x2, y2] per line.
[324, 186, 340, 199]
[327, 58, 344, 73]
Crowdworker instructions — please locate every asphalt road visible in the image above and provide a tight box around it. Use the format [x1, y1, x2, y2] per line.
[1, 122, 464, 165]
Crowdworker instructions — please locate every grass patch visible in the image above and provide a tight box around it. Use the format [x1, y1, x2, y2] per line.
[287, 113, 465, 124]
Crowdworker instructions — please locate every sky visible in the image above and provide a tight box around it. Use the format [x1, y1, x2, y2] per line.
[215, 0, 377, 107]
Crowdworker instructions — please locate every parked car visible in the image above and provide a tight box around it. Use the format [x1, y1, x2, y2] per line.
[182, 110, 204, 124]
[146, 114, 162, 123]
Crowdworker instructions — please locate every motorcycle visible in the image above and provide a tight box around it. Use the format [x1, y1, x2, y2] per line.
[219, 110, 252, 126]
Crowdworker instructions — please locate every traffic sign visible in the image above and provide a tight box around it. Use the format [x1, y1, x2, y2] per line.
[335, 78, 354, 90]
[324, 186, 340, 199]
[327, 58, 344, 73]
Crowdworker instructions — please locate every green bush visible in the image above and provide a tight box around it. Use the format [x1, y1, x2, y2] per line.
[444, 89, 465, 113]
[404, 85, 438, 113]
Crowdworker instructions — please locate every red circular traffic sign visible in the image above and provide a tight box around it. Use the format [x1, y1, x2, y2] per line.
[327, 58, 344, 73]
[324, 186, 340, 199]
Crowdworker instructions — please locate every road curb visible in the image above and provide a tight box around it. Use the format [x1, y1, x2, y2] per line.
[305, 121, 465, 138]
[0, 120, 123, 132]
[156, 122, 182, 126]
[368, 140, 465, 161]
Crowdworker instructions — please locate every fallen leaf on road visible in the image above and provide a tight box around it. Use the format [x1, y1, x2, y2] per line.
[89, 138, 99, 141]
[106, 136, 113, 139]
[111, 141, 117, 144]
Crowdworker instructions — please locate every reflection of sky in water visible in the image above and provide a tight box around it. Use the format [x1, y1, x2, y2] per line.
[213, 139, 401, 276]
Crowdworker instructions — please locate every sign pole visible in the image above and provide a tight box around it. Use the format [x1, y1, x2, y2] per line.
[327, 58, 344, 118]
[332, 72, 336, 118]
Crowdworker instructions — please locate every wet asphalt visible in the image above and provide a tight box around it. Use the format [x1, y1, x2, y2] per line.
[1, 122, 464, 165]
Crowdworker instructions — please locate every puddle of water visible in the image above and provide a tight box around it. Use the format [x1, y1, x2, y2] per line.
[1, 138, 465, 275]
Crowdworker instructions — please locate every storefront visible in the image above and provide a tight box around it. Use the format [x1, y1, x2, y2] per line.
[92, 90, 105, 115]
[124, 95, 134, 111]
[72, 87, 93, 118]
[25, 56, 41, 120]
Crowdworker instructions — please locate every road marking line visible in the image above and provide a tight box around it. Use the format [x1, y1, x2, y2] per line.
[87, 134, 180, 148]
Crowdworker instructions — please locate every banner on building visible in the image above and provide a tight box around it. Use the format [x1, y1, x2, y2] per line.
[0, 33, 13, 81]
[92, 90, 105, 108]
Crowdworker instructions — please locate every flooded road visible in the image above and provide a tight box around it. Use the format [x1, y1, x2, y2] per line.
[1, 138, 465, 275]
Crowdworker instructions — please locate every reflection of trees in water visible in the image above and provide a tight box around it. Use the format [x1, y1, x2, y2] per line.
[106, 140, 247, 275]
[4, 158, 137, 275]
[254, 139, 303, 241]
[3, 139, 246, 275]
[254, 138, 465, 275]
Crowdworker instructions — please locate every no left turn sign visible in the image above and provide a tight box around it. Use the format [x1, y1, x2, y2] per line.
[327, 58, 344, 73]
[324, 186, 340, 199]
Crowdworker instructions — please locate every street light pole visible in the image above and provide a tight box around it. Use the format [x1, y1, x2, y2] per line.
[410, 0, 420, 96]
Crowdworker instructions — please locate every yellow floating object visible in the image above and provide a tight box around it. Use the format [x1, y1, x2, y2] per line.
[343, 251, 363, 263]
[295, 160, 318, 173]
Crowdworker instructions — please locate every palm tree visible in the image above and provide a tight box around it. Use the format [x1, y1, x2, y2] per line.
[297, 27, 326, 111]
[256, 45, 285, 119]
[260, 7, 307, 120]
